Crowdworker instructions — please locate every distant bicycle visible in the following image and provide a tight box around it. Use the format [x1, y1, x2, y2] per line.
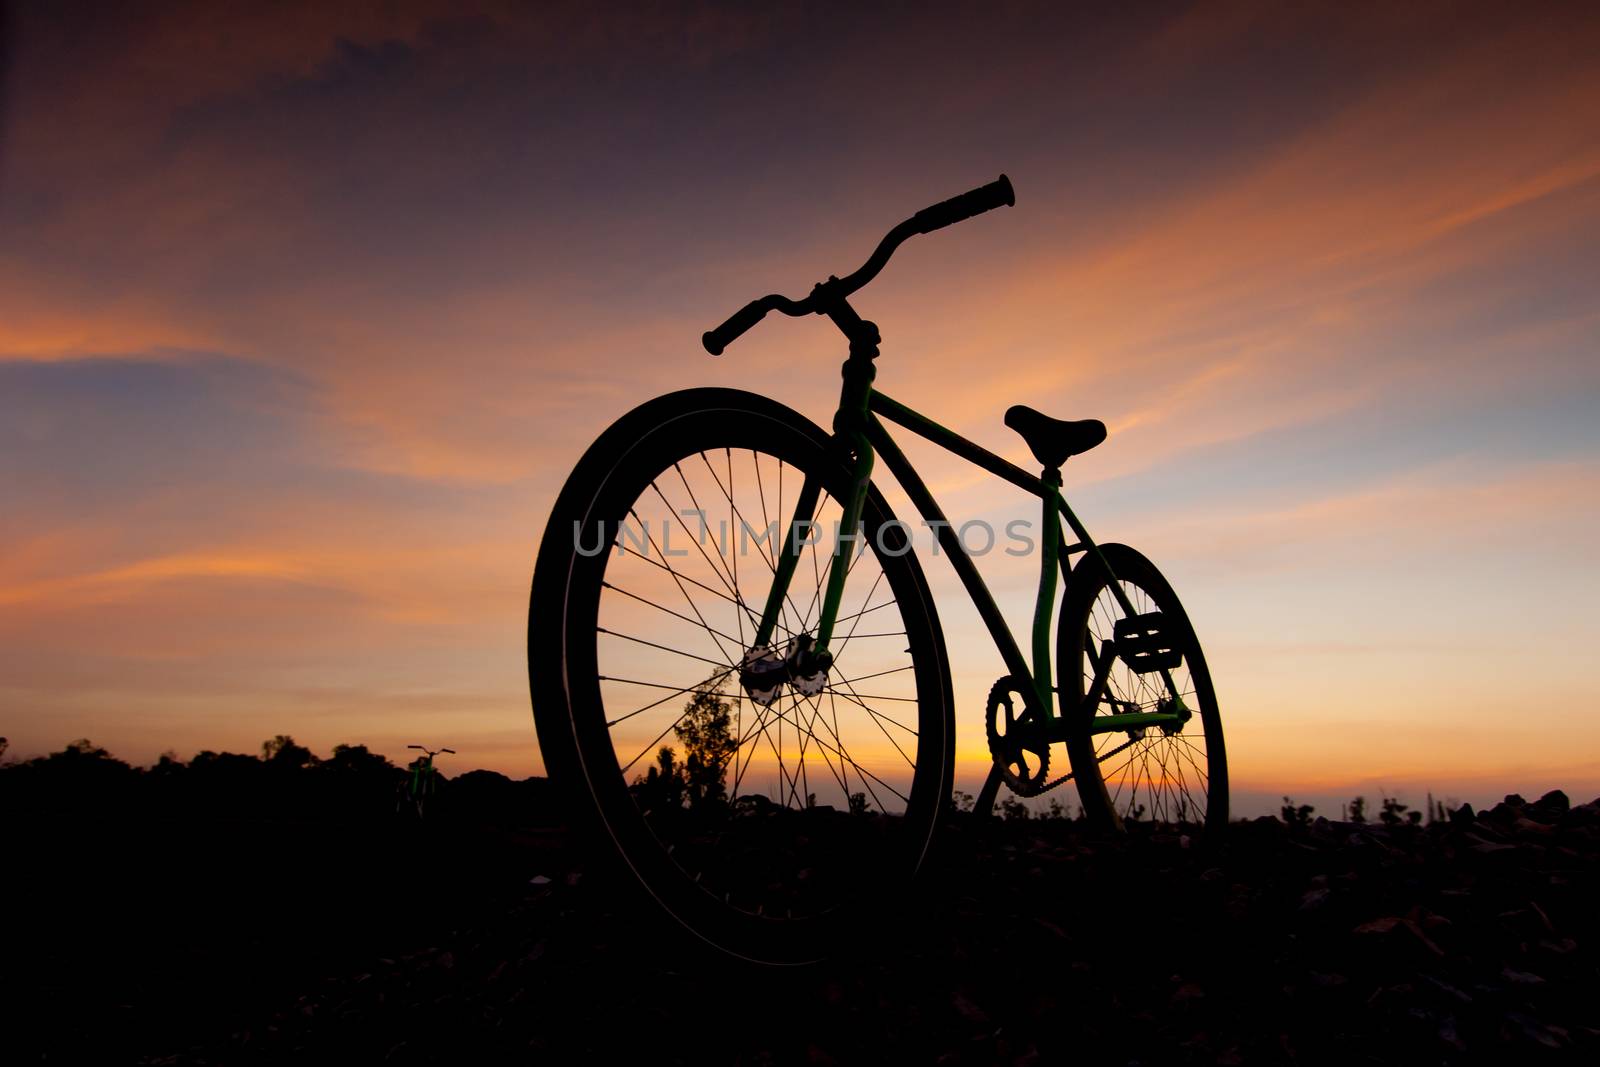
[529, 175, 1227, 964]
[398, 745, 453, 819]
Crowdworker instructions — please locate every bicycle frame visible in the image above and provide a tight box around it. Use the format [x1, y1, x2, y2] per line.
[409, 756, 434, 798]
[712, 175, 1189, 743]
[750, 359, 1182, 743]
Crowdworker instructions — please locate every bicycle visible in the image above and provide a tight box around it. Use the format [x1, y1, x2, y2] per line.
[398, 744, 453, 819]
[529, 175, 1226, 965]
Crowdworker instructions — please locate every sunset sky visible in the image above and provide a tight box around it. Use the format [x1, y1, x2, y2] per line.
[3, 1, 1597, 815]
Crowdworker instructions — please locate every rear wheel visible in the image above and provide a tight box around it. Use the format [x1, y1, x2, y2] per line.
[1058, 544, 1227, 831]
[529, 389, 953, 964]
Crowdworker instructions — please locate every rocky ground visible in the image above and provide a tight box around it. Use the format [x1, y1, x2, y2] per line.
[7, 791, 1597, 1064]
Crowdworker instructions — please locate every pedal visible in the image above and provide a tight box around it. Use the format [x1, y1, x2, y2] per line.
[1112, 612, 1183, 674]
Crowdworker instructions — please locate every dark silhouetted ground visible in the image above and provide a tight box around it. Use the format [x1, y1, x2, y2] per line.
[6, 785, 1598, 1064]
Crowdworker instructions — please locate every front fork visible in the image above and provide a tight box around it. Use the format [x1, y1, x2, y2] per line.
[744, 438, 868, 666]
[747, 305, 880, 688]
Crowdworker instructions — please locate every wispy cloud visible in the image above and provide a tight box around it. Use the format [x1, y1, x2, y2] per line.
[3, 2, 1598, 797]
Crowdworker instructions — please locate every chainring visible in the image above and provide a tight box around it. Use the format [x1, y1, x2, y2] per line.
[985, 675, 1051, 797]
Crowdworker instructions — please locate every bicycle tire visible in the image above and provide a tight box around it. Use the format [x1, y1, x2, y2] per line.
[1058, 543, 1228, 831]
[529, 388, 954, 964]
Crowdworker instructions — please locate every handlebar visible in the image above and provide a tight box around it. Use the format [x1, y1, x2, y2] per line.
[910, 174, 1016, 234]
[703, 174, 1014, 355]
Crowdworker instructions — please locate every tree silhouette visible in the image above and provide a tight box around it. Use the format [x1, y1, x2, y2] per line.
[674, 678, 736, 810]
[262, 734, 317, 769]
[5, 738, 136, 814]
[327, 743, 394, 776]
[1281, 796, 1315, 828]
[62, 738, 112, 761]
[629, 678, 736, 814]
[634, 745, 686, 811]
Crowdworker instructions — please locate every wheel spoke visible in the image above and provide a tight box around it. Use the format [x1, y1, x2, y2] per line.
[554, 421, 947, 937]
[599, 626, 732, 670]
[1066, 554, 1222, 829]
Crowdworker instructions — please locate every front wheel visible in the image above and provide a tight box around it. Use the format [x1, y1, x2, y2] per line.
[1058, 544, 1227, 832]
[529, 389, 954, 964]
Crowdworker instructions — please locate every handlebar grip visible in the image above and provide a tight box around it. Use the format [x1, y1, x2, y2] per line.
[702, 299, 770, 355]
[910, 174, 1015, 235]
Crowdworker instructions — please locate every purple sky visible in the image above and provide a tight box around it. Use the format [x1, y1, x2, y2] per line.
[3, 1, 1598, 814]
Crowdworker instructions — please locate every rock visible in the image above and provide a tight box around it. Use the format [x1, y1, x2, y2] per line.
[1421, 974, 1472, 1003]
[1485, 794, 1528, 823]
[1530, 790, 1569, 816]
[1504, 1011, 1563, 1048]
[1464, 833, 1516, 854]
[951, 992, 990, 1024]
[1354, 916, 1444, 957]
[1032, 916, 1068, 940]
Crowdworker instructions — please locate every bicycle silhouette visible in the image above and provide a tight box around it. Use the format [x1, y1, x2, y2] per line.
[530, 176, 1226, 964]
[398, 744, 453, 819]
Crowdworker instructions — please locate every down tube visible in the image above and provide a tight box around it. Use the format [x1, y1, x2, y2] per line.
[863, 414, 1037, 699]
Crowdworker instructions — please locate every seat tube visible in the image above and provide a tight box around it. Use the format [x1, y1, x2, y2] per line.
[1032, 472, 1063, 718]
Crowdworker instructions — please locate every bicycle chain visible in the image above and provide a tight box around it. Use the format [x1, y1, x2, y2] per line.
[1033, 734, 1150, 797]
[1039, 767, 1076, 793]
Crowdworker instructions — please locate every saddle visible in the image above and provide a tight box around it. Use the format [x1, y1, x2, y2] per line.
[1004, 405, 1106, 468]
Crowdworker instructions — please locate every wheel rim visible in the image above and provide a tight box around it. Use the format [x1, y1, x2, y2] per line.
[1078, 575, 1217, 828]
[575, 434, 932, 924]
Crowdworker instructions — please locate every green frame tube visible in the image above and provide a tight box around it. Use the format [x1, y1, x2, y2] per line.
[750, 383, 1126, 729]
[751, 475, 821, 651]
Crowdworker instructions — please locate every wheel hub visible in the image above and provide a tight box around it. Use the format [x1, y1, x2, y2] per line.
[1156, 694, 1190, 736]
[740, 636, 829, 706]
